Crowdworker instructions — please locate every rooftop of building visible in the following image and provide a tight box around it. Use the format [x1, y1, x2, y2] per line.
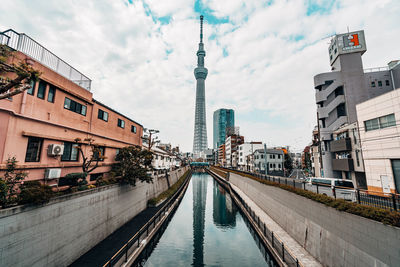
[0, 29, 91, 91]
[254, 148, 284, 155]
[93, 99, 143, 127]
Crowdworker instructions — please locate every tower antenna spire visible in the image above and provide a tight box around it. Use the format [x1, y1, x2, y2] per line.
[200, 15, 204, 43]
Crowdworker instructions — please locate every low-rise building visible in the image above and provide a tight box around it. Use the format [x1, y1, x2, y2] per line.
[254, 149, 284, 176]
[0, 29, 143, 185]
[357, 87, 400, 194]
[225, 134, 244, 168]
[237, 142, 263, 171]
[218, 144, 225, 166]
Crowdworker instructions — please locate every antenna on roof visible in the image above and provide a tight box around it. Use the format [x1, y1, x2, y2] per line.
[347, 26, 350, 33]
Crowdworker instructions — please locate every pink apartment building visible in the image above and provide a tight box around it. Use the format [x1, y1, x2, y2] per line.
[0, 29, 143, 185]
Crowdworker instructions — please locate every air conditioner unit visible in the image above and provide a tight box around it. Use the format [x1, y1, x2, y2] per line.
[48, 144, 64, 156]
[44, 168, 61, 179]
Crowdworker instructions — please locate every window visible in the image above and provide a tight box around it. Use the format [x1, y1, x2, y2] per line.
[273, 154, 275, 159]
[261, 154, 264, 159]
[37, 80, 46, 99]
[25, 137, 43, 162]
[64, 97, 87, 116]
[356, 151, 360, 167]
[278, 163, 281, 169]
[365, 114, 396, 131]
[385, 80, 390, 86]
[98, 109, 109, 121]
[371, 81, 376, 87]
[116, 148, 120, 156]
[61, 142, 79, 161]
[269, 155, 272, 159]
[131, 125, 137, 133]
[27, 80, 36, 95]
[278, 154, 281, 159]
[273, 163, 276, 168]
[47, 85, 56, 103]
[378, 81, 382, 87]
[337, 103, 347, 117]
[117, 119, 125, 128]
[94, 146, 105, 161]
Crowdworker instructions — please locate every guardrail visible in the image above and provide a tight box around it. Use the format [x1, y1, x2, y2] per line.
[217, 167, 400, 212]
[0, 29, 91, 91]
[103, 171, 192, 267]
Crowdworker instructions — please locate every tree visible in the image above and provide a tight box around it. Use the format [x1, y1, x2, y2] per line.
[74, 138, 105, 174]
[0, 44, 40, 100]
[112, 146, 153, 186]
[284, 153, 293, 176]
[0, 157, 27, 207]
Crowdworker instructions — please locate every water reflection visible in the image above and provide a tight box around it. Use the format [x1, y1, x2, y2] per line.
[192, 173, 208, 266]
[142, 173, 276, 267]
[213, 181, 237, 228]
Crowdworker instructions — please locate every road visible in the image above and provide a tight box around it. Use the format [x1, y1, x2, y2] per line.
[289, 169, 306, 179]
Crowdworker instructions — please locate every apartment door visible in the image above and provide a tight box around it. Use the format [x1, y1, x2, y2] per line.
[391, 159, 400, 193]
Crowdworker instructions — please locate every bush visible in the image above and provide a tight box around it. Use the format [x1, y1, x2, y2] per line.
[59, 172, 88, 187]
[18, 181, 54, 205]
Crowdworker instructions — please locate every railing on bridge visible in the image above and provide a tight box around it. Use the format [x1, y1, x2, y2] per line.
[217, 167, 400, 212]
[0, 29, 91, 91]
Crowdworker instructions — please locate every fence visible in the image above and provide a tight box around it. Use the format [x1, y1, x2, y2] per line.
[103, 171, 192, 267]
[0, 29, 91, 91]
[217, 167, 400, 212]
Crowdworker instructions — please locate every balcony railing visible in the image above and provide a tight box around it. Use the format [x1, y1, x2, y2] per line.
[332, 158, 354, 171]
[331, 137, 352, 152]
[364, 66, 389, 73]
[0, 29, 91, 91]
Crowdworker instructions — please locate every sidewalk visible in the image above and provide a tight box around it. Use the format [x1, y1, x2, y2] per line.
[70, 203, 165, 267]
[230, 183, 322, 267]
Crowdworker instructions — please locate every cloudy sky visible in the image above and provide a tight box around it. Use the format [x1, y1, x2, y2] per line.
[1, 0, 399, 152]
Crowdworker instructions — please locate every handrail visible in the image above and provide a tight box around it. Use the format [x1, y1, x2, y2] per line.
[1, 29, 91, 91]
[103, 170, 192, 267]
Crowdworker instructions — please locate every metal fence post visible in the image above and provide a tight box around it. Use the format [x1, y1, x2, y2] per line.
[271, 232, 274, 247]
[316, 184, 319, 194]
[293, 179, 295, 188]
[303, 182, 306, 190]
[391, 194, 397, 211]
[278, 178, 280, 184]
[333, 186, 336, 199]
[356, 189, 361, 204]
[285, 179, 287, 185]
[296, 259, 299, 267]
[282, 243, 285, 262]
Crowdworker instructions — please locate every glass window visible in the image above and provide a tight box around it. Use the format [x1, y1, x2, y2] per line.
[27, 80, 36, 95]
[371, 81, 375, 87]
[25, 137, 43, 162]
[131, 125, 137, 133]
[98, 109, 109, 121]
[378, 81, 382, 87]
[365, 114, 395, 131]
[37, 80, 46, 99]
[64, 97, 86, 116]
[385, 80, 390, 86]
[61, 142, 79, 161]
[94, 146, 105, 161]
[118, 119, 125, 128]
[365, 118, 379, 131]
[47, 85, 55, 103]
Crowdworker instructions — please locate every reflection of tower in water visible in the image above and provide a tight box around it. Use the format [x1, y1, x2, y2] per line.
[213, 181, 237, 228]
[192, 174, 208, 267]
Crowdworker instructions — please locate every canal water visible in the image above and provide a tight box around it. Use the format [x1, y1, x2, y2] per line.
[139, 173, 277, 266]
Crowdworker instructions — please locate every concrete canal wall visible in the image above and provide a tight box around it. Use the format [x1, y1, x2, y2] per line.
[0, 166, 188, 267]
[229, 173, 400, 267]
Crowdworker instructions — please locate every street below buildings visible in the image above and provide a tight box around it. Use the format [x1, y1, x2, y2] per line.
[289, 169, 306, 179]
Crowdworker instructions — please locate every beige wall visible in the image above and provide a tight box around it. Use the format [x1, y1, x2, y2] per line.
[356, 88, 400, 193]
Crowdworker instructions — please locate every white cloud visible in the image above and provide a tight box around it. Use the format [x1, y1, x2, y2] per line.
[0, 0, 399, 152]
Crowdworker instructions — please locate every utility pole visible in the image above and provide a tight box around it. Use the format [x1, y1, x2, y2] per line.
[142, 128, 160, 150]
[263, 144, 268, 176]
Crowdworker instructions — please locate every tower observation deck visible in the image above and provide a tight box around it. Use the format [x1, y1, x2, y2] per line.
[193, 15, 208, 156]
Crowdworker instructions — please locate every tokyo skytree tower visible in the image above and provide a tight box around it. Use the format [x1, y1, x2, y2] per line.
[192, 15, 208, 155]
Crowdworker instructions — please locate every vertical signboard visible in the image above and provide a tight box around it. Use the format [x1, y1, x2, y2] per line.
[329, 30, 367, 65]
[380, 175, 391, 194]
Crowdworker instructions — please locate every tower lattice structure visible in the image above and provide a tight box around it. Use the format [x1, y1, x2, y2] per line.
[193, 15, 208, 155]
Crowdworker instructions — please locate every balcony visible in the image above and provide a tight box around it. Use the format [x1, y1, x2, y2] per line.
[332, 158, 354, 171]
[331, 137, 352, 152]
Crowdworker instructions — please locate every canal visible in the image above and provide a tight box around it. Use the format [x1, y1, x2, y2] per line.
[137, 172, 277, 266]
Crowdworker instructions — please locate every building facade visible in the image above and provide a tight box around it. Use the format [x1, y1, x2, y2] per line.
[213, 108, 234, 149]
[225, 134, 244, 168]
[314, 30, 400, 180]
[253, 149, 284, 176]
[237, 142, 263, 171]
[356, 87, 400, 194]
[0, 29, 143, 185]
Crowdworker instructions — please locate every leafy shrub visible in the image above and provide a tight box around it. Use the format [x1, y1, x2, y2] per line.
[77, 185, 88, 191]
[59, 172, 88, 187]
[18, 181, 54, 205]
[88, 185, 96, 189]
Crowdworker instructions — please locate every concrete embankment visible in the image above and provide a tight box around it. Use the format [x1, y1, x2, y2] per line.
[0, 166, 189, 267]
[227, 171, 400, 267]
